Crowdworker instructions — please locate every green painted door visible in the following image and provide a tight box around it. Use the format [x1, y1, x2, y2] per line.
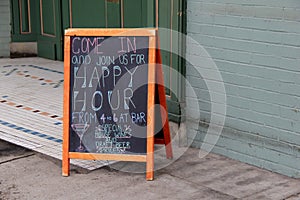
[11, 0, 186, 121]
[11, 0, 186, 122]
[61, 0, 186, 122]
[37, 0, 62, 60]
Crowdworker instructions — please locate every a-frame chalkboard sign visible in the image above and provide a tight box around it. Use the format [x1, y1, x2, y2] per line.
[62, 28, 172, 181]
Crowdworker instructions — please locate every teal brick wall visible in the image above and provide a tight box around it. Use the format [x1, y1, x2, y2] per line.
[186, 0, 300, 177]
[0, 0, 10, 57]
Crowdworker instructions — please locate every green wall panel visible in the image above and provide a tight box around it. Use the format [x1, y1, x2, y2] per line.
[106, 1, 121, 28]
[20, 0, 29, 32]
[71, 0, 106, 28]
[123, 0, 147, 27]
[41, 0, 55, 36]
[11, 0, 37, 42]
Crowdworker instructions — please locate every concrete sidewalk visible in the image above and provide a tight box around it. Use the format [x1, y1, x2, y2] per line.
[0, 57, 300, 200]
[1, 140, 300, 200]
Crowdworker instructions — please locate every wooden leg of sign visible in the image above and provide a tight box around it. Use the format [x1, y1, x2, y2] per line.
[62, 36, 71, 177]
[146, 36, 156, 181]
[146, 151, 154, 181]
[157, 78, 173, 159]
[62, 95, 70, 176]
[62, 153, 70, 177]
[62, 94, 70, 176]
[156, 48, 173, 159]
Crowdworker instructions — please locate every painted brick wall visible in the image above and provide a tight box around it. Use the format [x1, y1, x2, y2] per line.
[0, 0, 10, 57]
[186, 0, 300, 177]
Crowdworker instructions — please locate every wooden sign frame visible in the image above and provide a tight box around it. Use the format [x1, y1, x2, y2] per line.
[62, 28, 171, 181]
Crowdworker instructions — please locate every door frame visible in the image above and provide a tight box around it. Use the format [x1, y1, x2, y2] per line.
[156, 0, 187, 122]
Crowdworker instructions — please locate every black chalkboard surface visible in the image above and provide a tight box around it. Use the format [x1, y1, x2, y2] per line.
[69, 36, 149, 154]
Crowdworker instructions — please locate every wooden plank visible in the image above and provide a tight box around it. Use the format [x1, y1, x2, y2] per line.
[69, 152, 147, 162]
[62, 35, 71, 177]
[65, 28, 156, 36]
[146, 35, 156, 181]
